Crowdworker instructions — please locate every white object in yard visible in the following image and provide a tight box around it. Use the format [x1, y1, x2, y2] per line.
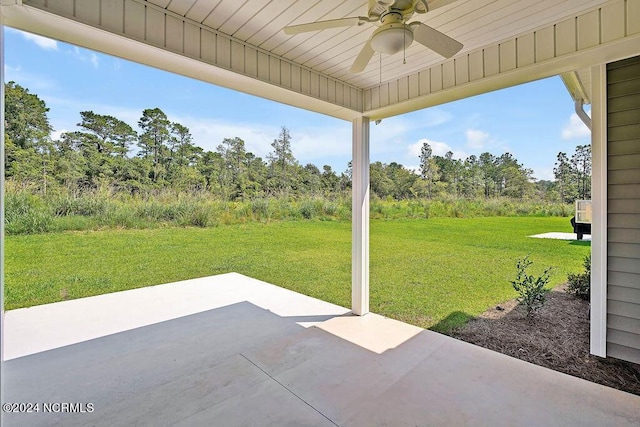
[575, 200, 592, 224]
[529, 232, 591, 241]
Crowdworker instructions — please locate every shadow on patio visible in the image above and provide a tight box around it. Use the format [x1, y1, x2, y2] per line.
[3, 273, 639, 426]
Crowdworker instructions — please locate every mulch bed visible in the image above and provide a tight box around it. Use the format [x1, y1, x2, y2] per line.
[451, 286, 640, 396]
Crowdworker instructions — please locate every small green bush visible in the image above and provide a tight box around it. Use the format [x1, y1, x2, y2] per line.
[510, 255, 551, 316]
[322, 201, 337, 216]
[187, 205, 211, 228]
[251, 198, 271, 220]
[567, 254, 591, 300]
[299, 200, 316, 219]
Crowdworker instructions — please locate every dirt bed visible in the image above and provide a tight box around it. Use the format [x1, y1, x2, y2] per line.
[451, 286, 640, 396]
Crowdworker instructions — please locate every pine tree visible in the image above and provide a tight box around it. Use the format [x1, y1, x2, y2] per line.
[268, 126, 296, 193]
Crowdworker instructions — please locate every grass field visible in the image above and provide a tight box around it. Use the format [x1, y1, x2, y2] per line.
[4, 217, 590, 332]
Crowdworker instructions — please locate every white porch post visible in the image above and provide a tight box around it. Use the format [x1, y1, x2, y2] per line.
[352, 116, 370, 316]
[590, 64, 607, 357]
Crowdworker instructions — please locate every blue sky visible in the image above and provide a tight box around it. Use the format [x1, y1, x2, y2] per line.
[4, 27, 591, 180]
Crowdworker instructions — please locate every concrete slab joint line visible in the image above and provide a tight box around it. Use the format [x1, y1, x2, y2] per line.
[239, 353, 340, 427]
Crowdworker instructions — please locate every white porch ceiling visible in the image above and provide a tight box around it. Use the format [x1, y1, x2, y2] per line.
[152, 0, 609, 89]
[2, 0, 639, 120]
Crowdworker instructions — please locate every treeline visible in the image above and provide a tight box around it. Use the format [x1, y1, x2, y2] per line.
[4, 82, 590, 203]
[5, 82, 347, 198]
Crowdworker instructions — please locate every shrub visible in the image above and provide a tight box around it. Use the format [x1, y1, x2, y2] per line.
[251, 198, 271, 220]
[567, 255, 591, 300]
[187, 205, 211, 228]
[299, 200, 316, 219]
[322, 200, 338, 217]
[510, 255, 551, 316]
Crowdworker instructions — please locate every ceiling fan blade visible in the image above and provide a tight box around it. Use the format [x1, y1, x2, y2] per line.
[350, 40, 375, 73]
[283, 17, 364, 35]
[412, 22, 463, 58]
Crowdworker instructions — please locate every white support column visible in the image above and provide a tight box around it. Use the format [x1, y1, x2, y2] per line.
[352, 116, 370, 316]
[590, 64, 607, 358]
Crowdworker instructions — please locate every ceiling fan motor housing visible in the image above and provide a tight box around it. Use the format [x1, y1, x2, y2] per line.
[370, 23, 414, 55]
[370, 11, 414, 55]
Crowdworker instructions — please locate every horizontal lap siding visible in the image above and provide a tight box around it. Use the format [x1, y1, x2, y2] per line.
[607, 55, 640, 365]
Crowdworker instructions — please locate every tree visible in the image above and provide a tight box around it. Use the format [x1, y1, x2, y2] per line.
[244, 152, 268, 197]
[321, 165, 340, 194]
[479, 152, 498, 198]
[197, 150, 223, 192]
[169, 122, 198, 168]
[300, 163, 322, 195]
[387, 162, 418, 200]
[460, 155, 483, 197]
[4, 81, 52, 150]
[4, 82, 54, 192]
[418, 141, 439, 198]
[138, 108, 171, 183]
[58, 130, 113, 189]
[369, 162, 394, 199]
[554, 152, 576, 203]
[77, 111, 137, 157]
[268, 126, 296, 193]
[572, 144, 591, 200]
[217, 137, 248, 199]
[434, 151, 462, 196]
[498, 153, 533, 199]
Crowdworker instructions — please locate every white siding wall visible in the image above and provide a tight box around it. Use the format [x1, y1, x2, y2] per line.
[607, 55, 640, 365]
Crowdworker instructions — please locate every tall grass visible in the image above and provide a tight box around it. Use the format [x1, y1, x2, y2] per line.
[3, 187, 573, 235]
[369, 196, 572, 220]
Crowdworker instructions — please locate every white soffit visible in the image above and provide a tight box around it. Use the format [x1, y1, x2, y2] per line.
[561, 69, 592, 105]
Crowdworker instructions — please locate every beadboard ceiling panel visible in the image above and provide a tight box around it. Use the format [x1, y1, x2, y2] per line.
[7, 0, 637, 119]
[153, 0, 610, 88]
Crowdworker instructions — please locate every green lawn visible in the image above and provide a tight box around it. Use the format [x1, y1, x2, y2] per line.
[4, 217, 590, 332]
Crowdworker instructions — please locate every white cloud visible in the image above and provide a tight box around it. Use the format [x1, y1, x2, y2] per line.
[405, 165, 421, 175]
[420, 108, 453, 127]
[371, 115, 412, 143]
[170, 115, 353, 166]
[533, 167, 555, 181]
[174, 117, 276, 158]
[48, 107, 347, 165]
[466, 129, 490, 149]
[562, 113, 591, 139]
[71, 46, 99, 68]
[44, 95, 142, 123]
[18, 30, 59, 50]
[51, 129, 68, 141]
[408, 138, 467, 160]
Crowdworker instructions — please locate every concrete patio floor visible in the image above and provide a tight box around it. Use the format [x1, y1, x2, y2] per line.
[2, 273, 639, 426]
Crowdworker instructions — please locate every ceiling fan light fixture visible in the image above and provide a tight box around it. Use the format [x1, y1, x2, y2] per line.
[370, 24, 413, 55]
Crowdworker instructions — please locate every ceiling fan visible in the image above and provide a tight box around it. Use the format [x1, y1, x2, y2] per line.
[283, 0, 463, 73]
